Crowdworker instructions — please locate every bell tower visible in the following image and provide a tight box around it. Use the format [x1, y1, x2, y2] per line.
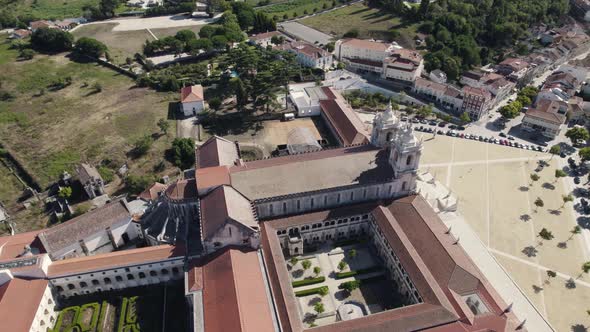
[371, 100, 401, 148]
[389, 124, 423, 193]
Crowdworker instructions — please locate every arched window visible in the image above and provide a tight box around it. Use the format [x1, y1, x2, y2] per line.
[104, 278, 111, 284]
[386, 131, 393, 142]
[115, 276, 123, 282]
[172, 267, 179, 275]
[406, 155, 413, 165]
[139, 272, 146, 279]
[150, 270, 157, 277]
[402, 182, 407, 191]
[56, 286, 64, 292]
[161, 269, 169, 275]
[127, 274, 134, 280]
[92, 280, 99, 286]
[79, 282, 87, 288]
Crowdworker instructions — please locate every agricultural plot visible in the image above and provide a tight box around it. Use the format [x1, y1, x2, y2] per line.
[257, 0, 336, 20]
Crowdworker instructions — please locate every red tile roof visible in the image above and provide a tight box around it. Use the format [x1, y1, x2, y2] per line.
[340, 38, 391, 52]
[319, 90, 369, 145]
[200, 248, 276, 332]
[249, 31, 281, 41]
[196, 136, 239, 169]
[196, 166, 231, 193]
[165, 179, 198, 201]
[47, 244, 183, 277]
[139, 182, 167, 201]
[0, 230, 44, 261]
[181, 85, 204, 103]
[200, 186, 257, 241]
[0, 277, 48, 332]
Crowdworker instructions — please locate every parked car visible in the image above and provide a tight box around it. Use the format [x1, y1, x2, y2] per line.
[499, 132, 507, 138]
[507, 135, 515, 140]
[420, 119, 428, 124]
[457, 126, 466, 131]
[438, 122, 447, 128]
[411, 118, 420, 123]
[449, 125, 457, 130]
[574, 177, 581, 184]
[429, 121, 437, 126]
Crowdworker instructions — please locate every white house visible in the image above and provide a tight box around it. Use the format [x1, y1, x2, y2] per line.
[180, 85, 205, 117]
[334, 38, 395, 73]
[382, 49, 424, 83]
[278, 41, 333, 69]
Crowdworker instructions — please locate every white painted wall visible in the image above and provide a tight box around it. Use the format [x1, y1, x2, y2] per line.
[182, 101, 205, 117]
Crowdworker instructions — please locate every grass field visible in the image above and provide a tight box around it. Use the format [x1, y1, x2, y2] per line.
[0, 0, 96, 21]
[72, 23, 155, 62]
[300, 3, 418, 47]
[149, 25, 204, 39]
[257, 0, 336, 21]
[0, 36, 178, 233]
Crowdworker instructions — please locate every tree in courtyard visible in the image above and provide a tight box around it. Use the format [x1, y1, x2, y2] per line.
[230, 77, 248, 110]
[549, 145, 561, 159]
[580, 262, 590, 279]
[58, 186, 72, 199]
[567, 226, 582, 243]
[318, 286, 328, 297]
[348, 249, 357, 259]
[338, 260, 348, 271]
[289, 257, 298, 266]
[314, 302, 325, 314]
[534, 197, 544, 213]
[499, 103, 520, 120]
[416, 104, 433, 118]
[208, 97, 222, 111]
[157, 118, 169, 135]
[530, 173, 540, 186]
[579, 147, 590, 162]
[175, 29, 196, 43]
[341, 280, 361, 293]
[170, 138, 195, 170]
[302, 259, 311, 271]
[565, 127, 590, 145]
[554, 169, 567, 182]
[313, 266, 321, 277]
[562, 194, 574, 209]
[460, 112, 471, 124]
[271, 35, 285, 46]
[545, 270, 557, 284]
[538, 228, 554, 241]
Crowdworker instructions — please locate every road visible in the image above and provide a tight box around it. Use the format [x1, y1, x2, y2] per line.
[71, 13, 221, 32]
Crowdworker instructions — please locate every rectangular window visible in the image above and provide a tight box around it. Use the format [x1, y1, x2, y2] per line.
[324, 196, 328, 205]
[297, 200, 301, 210]
[350, 191, 354, 200]
[283, 202, 287, 212]
[311, 198, 314, 208]
[376, 187, 380, 197]
[269, 204, 273, 214]
[337, 193, 341, 203]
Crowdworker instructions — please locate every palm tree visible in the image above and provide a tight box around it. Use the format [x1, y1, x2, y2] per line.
[579, 262, 590, 280]
[538, 228, 554, 243]
[534, 197, 544, 213]
[569, 226, 582, 241]
[530, 173, 540, 186]
[545, 270, 557, 284]
[549, 145, 560, 159]
[554, 169, 567, 183]
[562, 194, 574, 209]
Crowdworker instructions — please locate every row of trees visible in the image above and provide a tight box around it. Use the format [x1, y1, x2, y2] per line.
[499, 86, 539, 120]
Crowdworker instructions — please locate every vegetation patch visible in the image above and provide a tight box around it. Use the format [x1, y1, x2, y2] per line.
[335, 266, 381, 279]
[294, 286, 329, 297]
[291, 276, 325, 288]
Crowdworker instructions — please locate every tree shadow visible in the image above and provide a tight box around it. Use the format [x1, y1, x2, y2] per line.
[307, 297, 321, 306]
[578, 216, 590, 229]
[542, 182, 556, 190]
[292, 269, 304, 279]
[532, 285, 544, 293]
[334, 290, 350, 301]
[518, 186, 530, 192]
[565, 278, 577, 289]
[557, 241, 568, 249]
[522, 246, 538, 257]
[571, 324, 588, 332]
[549, 209, 562, 216]
[520, 214, 531, 222]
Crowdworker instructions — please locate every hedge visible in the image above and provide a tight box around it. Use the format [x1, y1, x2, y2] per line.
[77, 302, 100, 332]
[54, 306, 81, 332]
[335, 267, 381, 279]
[117, 298, 129, 332]
[291, 276, 325, 288]
[97, 301, 108, 332]
[295, 286, 328, 297]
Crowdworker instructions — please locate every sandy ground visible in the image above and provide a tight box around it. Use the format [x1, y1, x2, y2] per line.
[420, 134, 590, 332]
[72, 14, 221, 32]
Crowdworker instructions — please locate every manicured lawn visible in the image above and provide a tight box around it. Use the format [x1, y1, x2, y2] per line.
[0, 36, 178, 233]
[300, 3, 418, 47]
[0, 0, 97, 20]
[257, 0, 336, 21]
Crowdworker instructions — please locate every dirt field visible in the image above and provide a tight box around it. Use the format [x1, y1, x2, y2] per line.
[72, 23, 155, 62]
[420, 134, 590, 332]
[0, 37, 178, 234]
[150, 26, 204, 39]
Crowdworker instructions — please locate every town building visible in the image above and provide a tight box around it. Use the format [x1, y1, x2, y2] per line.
[461, 86, 492, 121]
[9, 29, 31, 39]
[248, 31, 284, 47]
[382, 49, 424, 83]
[495, 58, 533, 87]
[521, 100, 567, 138]
[429, 69, 447, 84]
[76, 163, 105, 199]
[180, 84, 205, 117]
[334, 38, 396, 73]
[277, 41, 333, 69]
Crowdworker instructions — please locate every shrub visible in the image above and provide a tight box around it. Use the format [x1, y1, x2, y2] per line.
[97, 301, 108, 332]
[133, 135, 153, 157]
[340, 280, 360, 292]
[31, 27, 73, 53]
[19, 48, 35, 60]
[295, 286, 329, 297]
[208, 97, 222, 110]
[77, 302, 101, 331]
[58, 186, 72, 198]
[314, 302, 325, 314]
[74, 37, 107, 58]
[169, 137, 195, 169]
[337, 260, 347, 271]
[335, 266, 381, 279]
[291, 276, 325, 288]
[301, 259, 311, 270]
[97, 166, 114, 183]
[125, 174, 155, 195]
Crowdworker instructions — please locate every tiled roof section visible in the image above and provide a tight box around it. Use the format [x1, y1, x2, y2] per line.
[77, 163, 102, 184]
[319, 88, 369, 145]
[165, 179, 198, 200]
[11, 29, 31, 38]
[200, 186, 257, 240]
[498, 58, 529, 71]
[229, 145, 392, 200]
[415, 77, 448, 93]
[524, 99, 567, 124]
[462, 70, 484, 80]
[250, 31, 281, 41]
[181, 85, 204, 103]
[139, 182, 167, 201]
[545, 72, 578, 88]
[30, 20, 54, 29]
[202, 248, 276, 332]
[340, 38, 391, 51]
[48, 244, 183, 277]
[280, 41, 330, 59]
[0, 277, 48, 332]
[462, 86, 491, 99]
[196, 136, 239, 169]
[0, 230, 44, 261]
[38, 199, 131, 255]
[389, 48, 423, 65]
[196, 165, 231, 192]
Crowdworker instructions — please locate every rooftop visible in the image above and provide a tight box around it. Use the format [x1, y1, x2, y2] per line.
[196, 136, 239, 169]
[38, 199, 131, 256]
[181, 85, 204, 103]
[0, 230, 44, 261]
[228, 145, 392, 201]
[0, 277, 48, 332]
[340, 38, 392, 52]
[200, 185, 257, 240]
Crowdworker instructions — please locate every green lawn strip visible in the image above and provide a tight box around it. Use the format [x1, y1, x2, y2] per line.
[76, 302, 101, 332]
[117, 298, 129, 332]
[338, 274, 386, 289]
[335, 266, 382, 279]
[54, 306, 81, 331]
[257, 0, 335, 20]
[126, 296, 138, 324]
[97, 301, 108, 332]
[291, 276, 325, 288]
[294, 286, 328, 297]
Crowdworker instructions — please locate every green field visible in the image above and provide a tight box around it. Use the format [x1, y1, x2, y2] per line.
[257, 0, 337, 21]
[0, 36, 178, 233]
[300, 3, 418, 47]
[0, 0, 97, 21]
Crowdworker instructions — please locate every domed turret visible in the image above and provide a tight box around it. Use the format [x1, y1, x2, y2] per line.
[371, 100, 402, 147]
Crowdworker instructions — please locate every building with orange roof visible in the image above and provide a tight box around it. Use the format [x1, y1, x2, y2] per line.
[180, 84, 205, 117]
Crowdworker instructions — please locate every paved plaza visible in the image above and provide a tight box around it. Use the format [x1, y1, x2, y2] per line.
[419, 134, 590, 332]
